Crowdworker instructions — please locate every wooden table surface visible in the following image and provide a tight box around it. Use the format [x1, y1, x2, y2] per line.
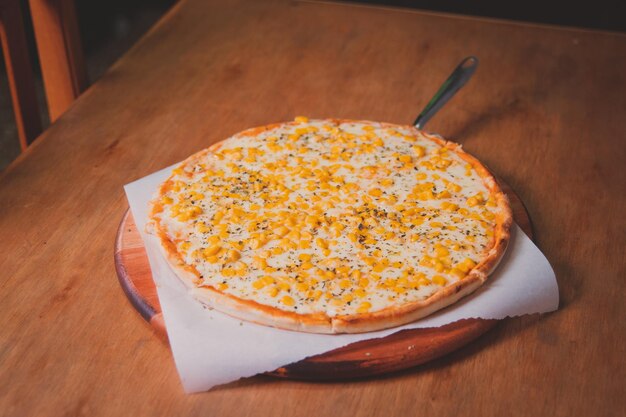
[1, 0, 624, 415]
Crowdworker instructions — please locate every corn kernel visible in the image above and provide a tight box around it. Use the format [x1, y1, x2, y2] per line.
[434, 246, 449, 258]
[271, 246, 285, 255]
[457, 258, 477, 273]
[392, 286, 407, 294]
[323, 270, 335, 279]
[446, 182, 462, 193]
[203, 244, 221, 257]
[432, 275, 448, 286]
[417, 277, 430, 286]
[315, 238, 328, 249]
[225, 249, 241, 263]
[450, 268, 466, 279]
[222, 267, 235, 277]
[357, 302, 372, 313]
[196, 222, 211, 233]
[274, 225, 290, 237]
[252, 279, 266, 290]
[441, 202, 459, 211]
[412, 145, 425, 157]
[330, 221, 345, 232]
[249, 238, 266, 249]
[305, 215, 319, 226]
[280, 238, 297, 250]
[353, 288, 366, 298]
[287, 230, 301, 241]
[277, 281, 291, 291]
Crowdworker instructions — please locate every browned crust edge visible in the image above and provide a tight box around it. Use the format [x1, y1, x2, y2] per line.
[147, 119, 513, 334]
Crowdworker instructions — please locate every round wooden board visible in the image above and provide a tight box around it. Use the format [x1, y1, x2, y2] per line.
[115, 179, 532, 380]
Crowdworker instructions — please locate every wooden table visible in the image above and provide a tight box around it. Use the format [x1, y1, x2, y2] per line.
[1, 1, 624, 415]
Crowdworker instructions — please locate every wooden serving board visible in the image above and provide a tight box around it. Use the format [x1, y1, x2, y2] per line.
[114, 180, 532, 380]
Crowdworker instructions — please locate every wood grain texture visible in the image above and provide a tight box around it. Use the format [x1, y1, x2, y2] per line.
[113, 178, 530, 380]
[0, 0, 624, 416]
[0, 0, 43, 149]
[29, 0, 87, 122]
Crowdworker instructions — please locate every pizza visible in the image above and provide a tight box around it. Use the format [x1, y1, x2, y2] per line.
[147, 118, 512, 333]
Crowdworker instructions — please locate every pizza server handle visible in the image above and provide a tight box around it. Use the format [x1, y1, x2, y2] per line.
[413, 56, 478, 130]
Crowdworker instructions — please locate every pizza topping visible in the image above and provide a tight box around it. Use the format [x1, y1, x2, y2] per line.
[152, 119, 505, 317]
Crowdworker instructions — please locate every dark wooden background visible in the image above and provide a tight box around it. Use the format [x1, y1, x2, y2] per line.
[1, 0, 624, 168]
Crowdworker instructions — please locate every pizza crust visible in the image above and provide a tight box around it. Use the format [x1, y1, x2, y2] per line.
[148, 119, 513, 334]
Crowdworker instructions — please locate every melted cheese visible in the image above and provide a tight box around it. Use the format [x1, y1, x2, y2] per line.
[153, 119, 502, 316]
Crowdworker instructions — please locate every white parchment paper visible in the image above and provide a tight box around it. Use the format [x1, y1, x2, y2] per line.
[124, 166, 558, 393]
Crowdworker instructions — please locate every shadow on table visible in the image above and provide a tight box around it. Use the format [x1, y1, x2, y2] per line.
[211, 310, 564, 392]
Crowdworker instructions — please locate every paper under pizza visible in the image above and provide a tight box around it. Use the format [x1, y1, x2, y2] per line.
[147, 118, 512, 333]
